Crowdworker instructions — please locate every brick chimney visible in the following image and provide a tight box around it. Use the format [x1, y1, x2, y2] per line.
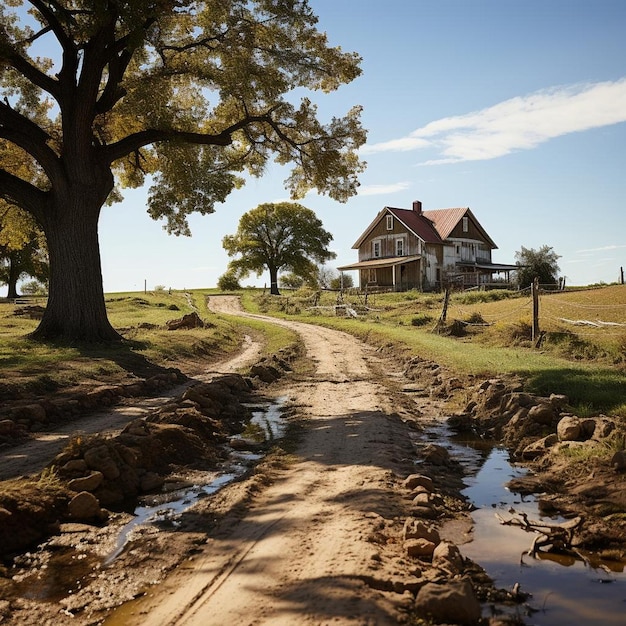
[412, 200, 422, 214]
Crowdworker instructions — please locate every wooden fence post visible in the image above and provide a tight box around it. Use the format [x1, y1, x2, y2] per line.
[532, 277, 540, 345]
[432, 286, 451, 333]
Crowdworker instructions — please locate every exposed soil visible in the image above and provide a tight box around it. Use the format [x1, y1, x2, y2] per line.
[0, 295, 624, 625]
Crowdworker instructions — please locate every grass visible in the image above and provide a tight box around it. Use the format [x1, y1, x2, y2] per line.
[0, 288, 286, 395]
[236, 285, 626, 418]
[2, 284, 625, 418]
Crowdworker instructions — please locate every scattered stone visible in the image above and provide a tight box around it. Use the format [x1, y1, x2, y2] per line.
[403, 518, 440, 544]
[432, 541, 464, 574]
[166, 312, 205, 330]
[405, 537, 436, 558]
[612, 450, 626, 472]
[68, 491, 101, 520]
[415, 578, 481, 625]
[68, 471, 104, 493]
[557, 416, 582, 441]
[403, 474, 434, 490]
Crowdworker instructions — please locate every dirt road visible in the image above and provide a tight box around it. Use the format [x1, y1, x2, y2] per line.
[109, 296, 441, 625]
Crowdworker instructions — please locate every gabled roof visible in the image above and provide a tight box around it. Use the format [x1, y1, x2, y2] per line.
[351, 205, 497, 250]
[424, 207, 497, 249]
[351, 206, 443, 249]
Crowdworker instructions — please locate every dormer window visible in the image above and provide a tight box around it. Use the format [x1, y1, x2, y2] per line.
[386, 215, 393, 230]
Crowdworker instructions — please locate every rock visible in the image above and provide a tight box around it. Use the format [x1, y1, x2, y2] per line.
[68, 491, 101, 520]
[432, 541, 464, 573]
[521, 434, 558, 459]
[166, 312, 205, 330]
[557, 416, 582, 441]
[403, 518, 440, 544]
[612, 450, 626, 472]
[412, 492, 431, 506]
[527, 403, 555, 426]
[83, 444, 120, 479]
[249, 364, 280, 383]
[62, 459, 89, 474]
[68, 471, 104, 493]
[405, 538, 436, 558]
[415, 579, 481, 625]
[549, 393, 569, 409]
[591, 416, 615, 440]
[140, 472, 164, 492]
[421, 444, 450, 465]
[403, 474, 434, 491]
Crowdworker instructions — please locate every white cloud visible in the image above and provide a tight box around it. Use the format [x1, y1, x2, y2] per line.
[576, 244, 626, 253]
[363, 78, 626, 164]
[358, 181, 411, 196]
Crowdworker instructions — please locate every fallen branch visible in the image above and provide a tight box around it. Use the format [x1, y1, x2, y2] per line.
[496, 511, 584, 560]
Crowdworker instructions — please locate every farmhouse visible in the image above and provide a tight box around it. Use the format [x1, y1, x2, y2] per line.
[338, 200, 517, 291]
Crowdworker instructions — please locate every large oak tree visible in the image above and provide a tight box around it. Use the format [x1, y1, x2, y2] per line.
[223, 201, 335, 295]
[0, 0, 366, 341]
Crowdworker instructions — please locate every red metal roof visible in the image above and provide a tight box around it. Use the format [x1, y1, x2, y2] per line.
[387, 207, 443, 244]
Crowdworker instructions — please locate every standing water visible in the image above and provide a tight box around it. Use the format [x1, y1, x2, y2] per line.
[460, 446, 626, 625]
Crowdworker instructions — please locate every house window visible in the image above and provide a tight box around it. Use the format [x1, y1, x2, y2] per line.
[368, 268, 377, 283]
[462, 216, 469, 233]
[372, 240, 381, 258]
[396, 238, 404, 256]
[386, 215, 393, 230]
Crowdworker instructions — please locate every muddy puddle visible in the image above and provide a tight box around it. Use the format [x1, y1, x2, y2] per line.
[426, 423, 626, 625]
[8, 396, 289, 602]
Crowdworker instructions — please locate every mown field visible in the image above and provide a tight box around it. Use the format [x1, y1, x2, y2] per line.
[1, 285, 625, 418]
[240, 284, 626, 417]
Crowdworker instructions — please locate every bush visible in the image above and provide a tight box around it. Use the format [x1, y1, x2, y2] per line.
[217, 272, 241, 291]
[411, 314, 433, 327]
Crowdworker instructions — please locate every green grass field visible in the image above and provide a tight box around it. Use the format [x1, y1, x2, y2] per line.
[1, 285, 625, 417]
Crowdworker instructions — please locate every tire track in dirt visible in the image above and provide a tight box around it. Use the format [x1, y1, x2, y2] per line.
[112, 296, 424, 625]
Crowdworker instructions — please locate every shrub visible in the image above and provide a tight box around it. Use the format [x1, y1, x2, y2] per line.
[411, 314, 433, 327]
[217, 272, 241, 291]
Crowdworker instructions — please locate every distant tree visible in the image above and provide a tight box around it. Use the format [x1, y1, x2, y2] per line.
[280, 272, 305, 290]
[223, 202, 336, 296]
[514, 245, 561, 289]
[0, 204, 48, 298]
[330, 273, 353, 290]
[217, 272, 241, 292]
[0, 1, 365, 341]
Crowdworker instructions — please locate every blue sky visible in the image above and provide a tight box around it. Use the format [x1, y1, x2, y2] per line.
[98, 0, 626, 292]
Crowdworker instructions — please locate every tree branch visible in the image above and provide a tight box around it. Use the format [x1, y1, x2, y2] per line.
[0, 169, 47, 221]
[101, 109, 279, 163]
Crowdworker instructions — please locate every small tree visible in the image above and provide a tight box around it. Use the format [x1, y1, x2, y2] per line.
[217, 272, 241, 292]
[514, 245, 561, 289]
[280, 272, 305, 290]
[223, 202, 336, 295]
[330, 273, 353, 290]
[0, 204, 48, 298]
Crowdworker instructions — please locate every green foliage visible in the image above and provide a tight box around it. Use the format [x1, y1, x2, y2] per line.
[514, 245, 561, 288]
[410, 314, 433, 327]
[217, 272, 242, 291]
[280, 272, 305, 289]
[223, 202, 336, 295]
[330, 273, 354, 290]
[0, 1, 365, 340]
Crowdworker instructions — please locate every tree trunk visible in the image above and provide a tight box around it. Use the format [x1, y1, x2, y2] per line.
[269, 266, 280, 295]
[6, 254, 20, 299]
[30, 190, 121, 342]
